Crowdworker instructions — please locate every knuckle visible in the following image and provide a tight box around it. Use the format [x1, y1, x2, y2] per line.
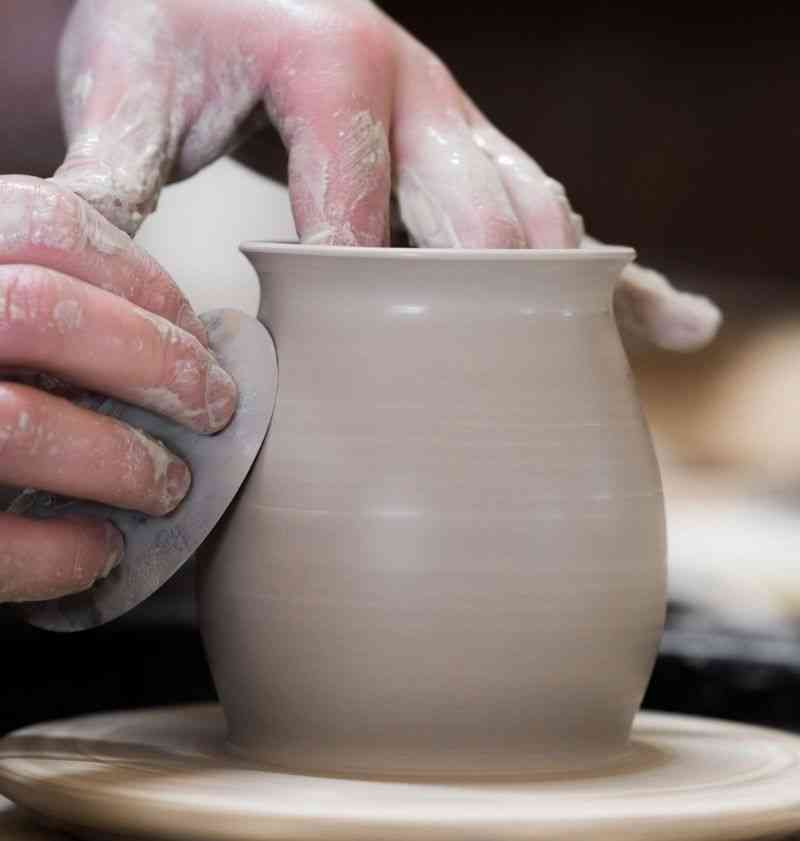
[0, 265, 58, 333]
[148, 319, 225, 432]
[315, 11, 388, 59]
[0, 384, 41, 460]
[0, 176, 81, 251]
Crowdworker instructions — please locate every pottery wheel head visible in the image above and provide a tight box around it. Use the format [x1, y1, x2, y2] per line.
[17, 308, 277, 632]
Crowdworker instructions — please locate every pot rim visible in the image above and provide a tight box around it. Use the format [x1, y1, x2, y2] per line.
[240, 240, 635, 262]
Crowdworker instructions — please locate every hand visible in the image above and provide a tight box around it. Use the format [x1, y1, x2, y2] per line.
[0, 175, 238, 603]
[54, 0, 721, 350]
[55, 0, 582, 248]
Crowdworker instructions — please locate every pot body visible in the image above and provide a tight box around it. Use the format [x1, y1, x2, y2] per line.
[198, 245, 666, 777]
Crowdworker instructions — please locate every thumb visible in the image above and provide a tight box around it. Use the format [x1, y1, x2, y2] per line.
[582, 236, 722, 352]
[51, 2, 180, 234]
[614, 262, 722, 353]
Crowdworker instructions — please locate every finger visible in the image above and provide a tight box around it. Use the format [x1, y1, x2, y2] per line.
[0, 176, 207, 345]
[0, 513, 123, 603]
[54, 3, 265, 235]
[52, 1, 179, 236]
[0, 264, 237, 433]
[393, 51, 525, 248]
[263, 23, 392, 245]
[582, 236, 722, 352]
[464, 104, 580, 248]
[615, 263, 722, 352]
[0, 383, 190, 516]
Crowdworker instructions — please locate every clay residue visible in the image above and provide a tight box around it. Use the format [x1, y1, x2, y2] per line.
[395, 117, 525, 249]
[131, 307, 235, 432]
[178, 50, 262, 175]
[469, 123, 579, 248]
[613, 262, 722, 352]
[0, 177, 132, 258]
[132, 386, 205, 427]
[126, 426, 189, 514]
[78, 198, 133, 255]
[128, 426, 171, 486]
[283, 109, 390, 245]
[52, 299, 83, 333]
[55, 1, 177, 234]
[70, 69, 94, 106]
[395, 167, 461, 247]
[204, 362, 238, 431]
[136, 306, 185, 346]
[0, 194, 28, 247]
[0, 266, 40, 323]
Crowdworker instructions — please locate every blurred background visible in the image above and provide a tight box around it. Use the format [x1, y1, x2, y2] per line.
[2, 2, 800, 735]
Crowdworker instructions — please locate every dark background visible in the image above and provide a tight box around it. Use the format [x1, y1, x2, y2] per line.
[387, 6, 800, 274]
[2, 3, 800, 735]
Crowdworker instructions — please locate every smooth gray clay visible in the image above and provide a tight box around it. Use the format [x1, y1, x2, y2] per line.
[198, 244, 666, 777]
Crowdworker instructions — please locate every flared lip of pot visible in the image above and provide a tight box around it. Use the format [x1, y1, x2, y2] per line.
[240, 240, 635, 263]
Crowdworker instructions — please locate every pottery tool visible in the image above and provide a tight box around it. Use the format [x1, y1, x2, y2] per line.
[16, 308, 277, 633]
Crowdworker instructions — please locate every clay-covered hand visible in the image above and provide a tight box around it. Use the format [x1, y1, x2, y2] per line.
[0, 175, 238, 603]
[55, 0, 720, 352]
[56, 0, 580, 250]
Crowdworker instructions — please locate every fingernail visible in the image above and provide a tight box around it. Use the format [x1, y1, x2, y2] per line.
[163, 457, 192, 513]
[177, 302, 208, 346]
[661, 292, 723, 351]
[205, 362, 238, 433]
[128, 427, 192, 514]
[100, 522, 125, 579]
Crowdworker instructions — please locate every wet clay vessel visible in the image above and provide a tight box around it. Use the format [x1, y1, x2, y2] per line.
[198, 244, 667, 777]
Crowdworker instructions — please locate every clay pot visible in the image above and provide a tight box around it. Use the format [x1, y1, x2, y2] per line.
[198, 243, 666, 778]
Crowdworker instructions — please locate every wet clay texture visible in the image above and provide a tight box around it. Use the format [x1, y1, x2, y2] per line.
[198, 244, 667, 777]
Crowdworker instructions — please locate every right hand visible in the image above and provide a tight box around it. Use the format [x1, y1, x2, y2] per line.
[53, 0, 720, 355]
[0, 175, 238, 604]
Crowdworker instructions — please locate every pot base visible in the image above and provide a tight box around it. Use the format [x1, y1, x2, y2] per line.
[2, 705, 800, 841]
